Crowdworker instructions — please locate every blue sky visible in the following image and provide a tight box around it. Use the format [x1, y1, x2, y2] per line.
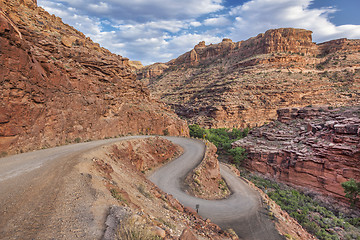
[37, 0, 360, 65]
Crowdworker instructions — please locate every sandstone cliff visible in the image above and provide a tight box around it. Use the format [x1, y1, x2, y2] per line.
[232, 106, 360, 204]
[139, 28, 360, 128]
[0, 0, 188, 154]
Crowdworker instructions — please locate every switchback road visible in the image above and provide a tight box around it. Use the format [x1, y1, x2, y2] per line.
[0, 136, 283, 239]
[152, 137, 284, 240]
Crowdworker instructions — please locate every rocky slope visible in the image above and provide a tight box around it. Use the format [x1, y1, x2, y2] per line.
[138, 28, 360, 128]
[90, 137, 316, 240]
[0, 0, 188, 155]
[84, 137, 238, 240]
[232, 106, 360, 204]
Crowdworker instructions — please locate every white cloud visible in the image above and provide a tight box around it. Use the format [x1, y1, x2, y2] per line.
[190, 21, 202, 27]
[203, 16, 231, 27]
[39, 0, 224, 21]
[229, 0, 360, 42]
[37, 0, 360, 65]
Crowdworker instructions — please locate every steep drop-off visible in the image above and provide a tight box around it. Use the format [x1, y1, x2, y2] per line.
[139, 28, 360, 128]
[233, 106, 360, 204]
[0, 0, 188, 154]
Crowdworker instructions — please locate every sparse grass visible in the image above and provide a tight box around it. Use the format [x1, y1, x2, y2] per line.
[110, 188, 128, 204]
[0, 151, 8, 158]
[137, 184, 152, 199]
[117, 217, 160, 240]
[218, 179, 229, 194]
[156, 217, 175, 230]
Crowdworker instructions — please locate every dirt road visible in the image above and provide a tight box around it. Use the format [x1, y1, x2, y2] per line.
[0, 136, 283, 239]
[151, 137, 284, 240]
[0, 136, 144, 240]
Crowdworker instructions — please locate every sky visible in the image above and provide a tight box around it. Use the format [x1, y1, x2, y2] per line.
[37, 0, 360, 65]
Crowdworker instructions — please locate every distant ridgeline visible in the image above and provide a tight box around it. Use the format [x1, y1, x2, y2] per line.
[138, 28, 360, 129]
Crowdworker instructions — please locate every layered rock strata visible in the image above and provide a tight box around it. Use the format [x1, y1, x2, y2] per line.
[0, 0, 188, 154]
[233, 106, 360, 203]
[139, 28, 360, 128]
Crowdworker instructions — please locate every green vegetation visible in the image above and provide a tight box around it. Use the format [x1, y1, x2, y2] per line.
[228, 147, 247, 167]
[162, 128, 169, 136]
[110, 188, 128, 204]
[189, 124, 248, 165]
[244, 174, 360, 240]
[341, 179, 360, 207]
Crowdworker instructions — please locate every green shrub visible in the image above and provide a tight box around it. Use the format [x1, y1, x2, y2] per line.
[189, 124, 206, 138]
[341, 179, 360, 207]
[228, 147, 247, 166]
[243, 173, 360, 240]
[189, 124, 249, 165]
[162, 128, 169, 136]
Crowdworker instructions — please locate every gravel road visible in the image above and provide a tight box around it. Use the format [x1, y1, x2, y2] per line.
[0, 136, 283, 239]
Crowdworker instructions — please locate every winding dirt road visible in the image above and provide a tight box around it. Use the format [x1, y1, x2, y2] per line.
[152, 137, 284, 240]
[0, 136, 283, 239]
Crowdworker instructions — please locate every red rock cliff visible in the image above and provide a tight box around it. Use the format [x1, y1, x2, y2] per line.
[233, 106, 360, 204]
[0, 0, 189, 154]
[138, 28, 360, 129]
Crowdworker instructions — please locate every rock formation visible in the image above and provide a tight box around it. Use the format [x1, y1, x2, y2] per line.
[110, 137, 183, 172]
[185, 141, 230, 200]
[232, 106, 360, 203]
[0, 0, 188, 154]
[138, 28, 360, 128]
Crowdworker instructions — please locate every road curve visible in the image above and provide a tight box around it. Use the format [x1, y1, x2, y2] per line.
[151, 137, 284, 240]
[0, 136, 148, 240]
[0, 136, 283, 240]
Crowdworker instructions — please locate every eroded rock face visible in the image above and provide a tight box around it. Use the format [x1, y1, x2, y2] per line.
[139, 28, 360, 128]
[0, 0, 188, 154]
[109, 137, 183, 172]
[184, 141, 229, 200]
[233, 106, 360, 203]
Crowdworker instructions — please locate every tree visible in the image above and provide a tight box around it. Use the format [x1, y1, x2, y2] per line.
[341, 178, 360, 207]
[189, 124, 206, 139]
[228, 147, 247, 166]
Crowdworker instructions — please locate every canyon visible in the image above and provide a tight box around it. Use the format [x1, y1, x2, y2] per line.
[0, 0, 359, 239]
[0, 0, 188, 155]
[138, 28, 360, 129]
[233, 106, 360, 204]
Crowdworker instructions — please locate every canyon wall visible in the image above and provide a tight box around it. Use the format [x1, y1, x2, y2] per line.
[233, 106, 360, 203]
[0, 0, 188, 154]
[139, 28, 360, 128]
